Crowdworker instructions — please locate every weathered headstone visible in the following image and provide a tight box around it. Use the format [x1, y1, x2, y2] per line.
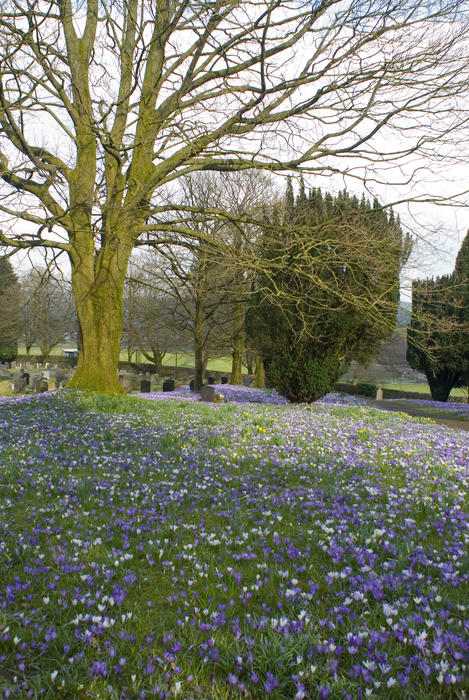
[162, 379, 175, 392]
[242, 377, 252, 387]
[12, 379, 27, 393]
[35, 378, 48, 393]
[55, 370, 69, 387]
[119, 374, 139, 392]
[22, 372, 30, 386]
[200, 385, 216, 402]
[207, 376, 215, 384]
[30, 375, 40, 390]
[376, 387, 384, 400]
[221, 376, 228, 384]
[140, 379, 151, 393]
[42, 370, 50, 381]
[189, 379, 195, 392]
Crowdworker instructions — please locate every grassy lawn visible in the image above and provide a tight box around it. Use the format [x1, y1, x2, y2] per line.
[381, 383, 467, 400]
[16, 344, 238, 374]
[0, 391, 467, 698]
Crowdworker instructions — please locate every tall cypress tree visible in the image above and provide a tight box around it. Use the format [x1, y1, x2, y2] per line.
[448, 231, 469, 392]
[0, 257, 20, 363]
[407, 231, 469, 401]
[407, 276, 460, 401]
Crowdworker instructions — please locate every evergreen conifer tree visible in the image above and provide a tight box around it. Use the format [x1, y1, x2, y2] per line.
[0, 257, 20, 363]
[407, 231, 469, 401]
[247, 185, 409, 402]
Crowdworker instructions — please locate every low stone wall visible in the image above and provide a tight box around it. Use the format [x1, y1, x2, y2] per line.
[334, 382, 466, 403]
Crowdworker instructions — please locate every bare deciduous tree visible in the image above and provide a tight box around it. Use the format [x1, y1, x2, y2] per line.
[0, 1, 468, 391]
[123, 262, 190, 372]
[19, 269, 76, 366]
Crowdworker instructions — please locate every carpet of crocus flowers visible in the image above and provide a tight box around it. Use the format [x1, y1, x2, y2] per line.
[0, 388, 467, 699]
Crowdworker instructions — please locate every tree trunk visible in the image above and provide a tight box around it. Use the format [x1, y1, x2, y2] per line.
[68, 241, 131, 393]
[40, 346, 51, 367]
[426, 369, 458, 402]
[193, 304, 204, 391]
[253, 354, 265, 388]
[230, 302, 244, 385]
[202, 351, 209, 382]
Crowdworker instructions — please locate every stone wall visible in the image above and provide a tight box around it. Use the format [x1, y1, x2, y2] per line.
[340, 307, 426, 384]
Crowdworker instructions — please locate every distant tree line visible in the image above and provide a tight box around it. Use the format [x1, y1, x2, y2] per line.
[1, 174, 415, 403]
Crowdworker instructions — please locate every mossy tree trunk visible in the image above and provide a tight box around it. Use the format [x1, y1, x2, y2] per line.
[253, 354, 265, 388]
[68, 238, 133, 394]
[193, 302, 205, 391]
[230, 301, 244, 385]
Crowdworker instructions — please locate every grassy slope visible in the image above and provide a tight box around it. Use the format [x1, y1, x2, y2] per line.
[0, 393, 467, 698]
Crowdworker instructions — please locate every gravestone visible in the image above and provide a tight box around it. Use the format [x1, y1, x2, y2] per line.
[162, 379, 175, 392]
[200, 385, 216, 402]
[140, 379, 151, 393]
[376, 387, 384, 400]
[189, 379, 195, 392]
[221, 376, 228, 384]
[12, 379, 27, 393]
[22, 372, 30, 386]
[207, 377, 215, 384]
[35, 378, 48, 393]
[119, 374, 139, 393]
[42, 370, 50, 381]
[30, 375, 40, 390]
[242, 377, 252, 387]
[55, 371, 69, 388]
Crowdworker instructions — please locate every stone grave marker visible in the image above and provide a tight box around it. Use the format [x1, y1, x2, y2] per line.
[221, 376, 228, 384]
[162, 379, 175, 392]
[201, 385, 216, 402]
[140, 379, 151, 393]
[22, 372, 30, 386]
[55, 371, 70, 388]
[189, 379, 195, 392]
[207, 376, 215, 384]
[12, 378, 27, 393]
[35, 378, 48, 393]
[119, 374, 139, 392]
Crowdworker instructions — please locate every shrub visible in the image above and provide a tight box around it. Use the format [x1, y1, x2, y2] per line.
[354, 382, 377, 397]
[0, 341, 17, 364]
[266, 351, 341, 403]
